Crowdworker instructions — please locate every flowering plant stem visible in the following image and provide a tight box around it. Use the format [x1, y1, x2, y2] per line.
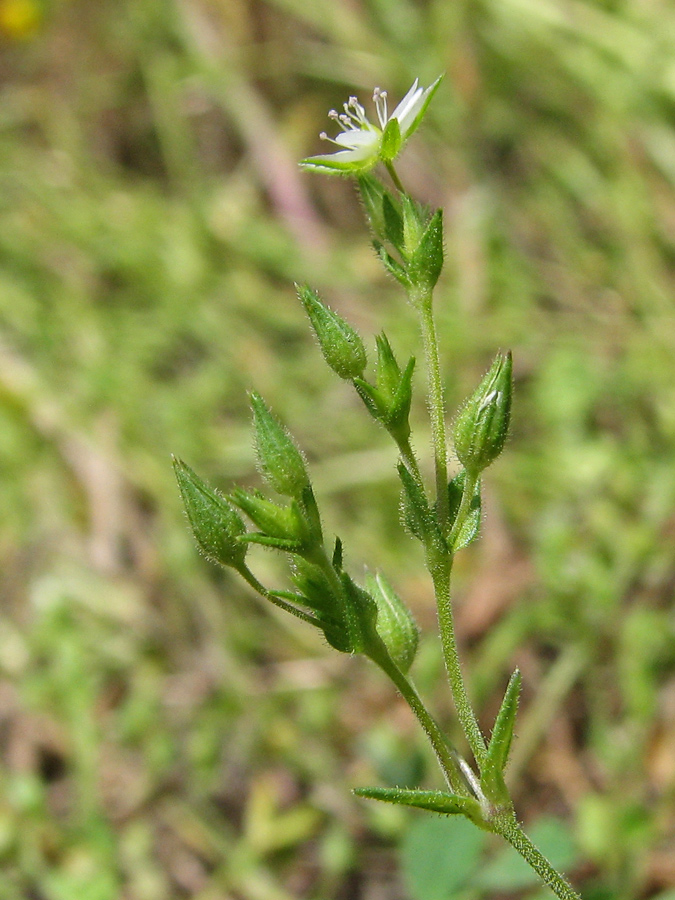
[175, 79, 585, 900]
[410, 279, 582, 900]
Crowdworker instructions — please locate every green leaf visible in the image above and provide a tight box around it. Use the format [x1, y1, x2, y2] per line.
[480, 669, 521, 806]
[447, 470, 482, 550]
[354, 786, 482, 820]
[401, 814, 487, 900]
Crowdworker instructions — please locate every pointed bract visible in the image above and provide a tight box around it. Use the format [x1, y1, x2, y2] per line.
[480, 669, 522, 807]
[353, 786, 486, 828]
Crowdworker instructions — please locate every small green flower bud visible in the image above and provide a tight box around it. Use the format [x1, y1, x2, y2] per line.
[453, 351, 513, 475]
[366, 572, 419, 673]
[250, 392, 310, 497]
[173, 457, 247, 569]
[298, 285, 367, 380]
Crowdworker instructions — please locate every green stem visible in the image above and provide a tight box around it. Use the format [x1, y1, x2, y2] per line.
[238, 564, 323, 628]
[385, 160, 405, 193]
[367, 640, 466, 795]
[416, 290, 450, 530]
[431, 557, 487, 766]
[494, 814, 583, 900]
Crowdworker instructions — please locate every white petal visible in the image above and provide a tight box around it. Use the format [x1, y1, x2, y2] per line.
[334, 129, 380, 150]
[391, 79, 421, 124]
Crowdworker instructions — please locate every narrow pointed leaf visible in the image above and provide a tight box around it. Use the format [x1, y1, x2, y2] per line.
[354, 787, 484, 825]
[480, 669, 521, 806]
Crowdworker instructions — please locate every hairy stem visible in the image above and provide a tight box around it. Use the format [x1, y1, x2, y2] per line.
[431, 557, 487, 766]
[238, 565, 323, 627]
[415, 289, 450, 530]
[368, 639, 467, 795]
[494, 814, 583, 900]
[385, 160, 405, 193]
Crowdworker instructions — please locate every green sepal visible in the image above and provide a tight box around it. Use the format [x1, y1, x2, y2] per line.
[300, 155, 376, 176]
[387, 355, 415, 442]
[447, 471, 482, 550]
[291, 558, 338, 616]
[172, 457, 247, 570]
[353, 335, 414, 443]
[453, 351, 513, 476]
[398, 463, 444, 551]
[298, 284, 367, 380]
[408, 208, 444, 292]
[250, 392, 310, 498]
[269, 589, 341, 628]
[339, 572, 379, 655]
[353, 786, 486, 828]
[365, 571, 419, 673]
[382, 192, 404, 251]
[480, 669, 521, 808]
[231, 489, 310, 548]
[401, 194, 426, 259]
[238, 533, 304, 553]
[380, 116, 402, 162]
[373, 240, 411, 288]
[332, 536, 343, 570]
[358, 174, 387, 240]
[353, 377, 382, 420]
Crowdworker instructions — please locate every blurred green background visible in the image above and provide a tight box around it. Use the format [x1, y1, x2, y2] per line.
[1, 0, 675, 898]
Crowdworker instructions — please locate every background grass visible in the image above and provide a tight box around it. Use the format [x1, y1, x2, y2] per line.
[0, 0, 674, 898]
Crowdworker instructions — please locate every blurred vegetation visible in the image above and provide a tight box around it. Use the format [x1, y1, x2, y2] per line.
[0, 0, 674, 898]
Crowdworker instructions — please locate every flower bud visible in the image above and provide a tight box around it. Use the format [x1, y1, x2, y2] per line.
[173, 457, 247, 569]
[453, 351, 513, 475]
[298, 285, 367, 380]
[366, 572, 419, 673]
[250, 392, 310, 497]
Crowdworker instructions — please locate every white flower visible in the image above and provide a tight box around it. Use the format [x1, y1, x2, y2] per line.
[301, 76, 442, 175]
